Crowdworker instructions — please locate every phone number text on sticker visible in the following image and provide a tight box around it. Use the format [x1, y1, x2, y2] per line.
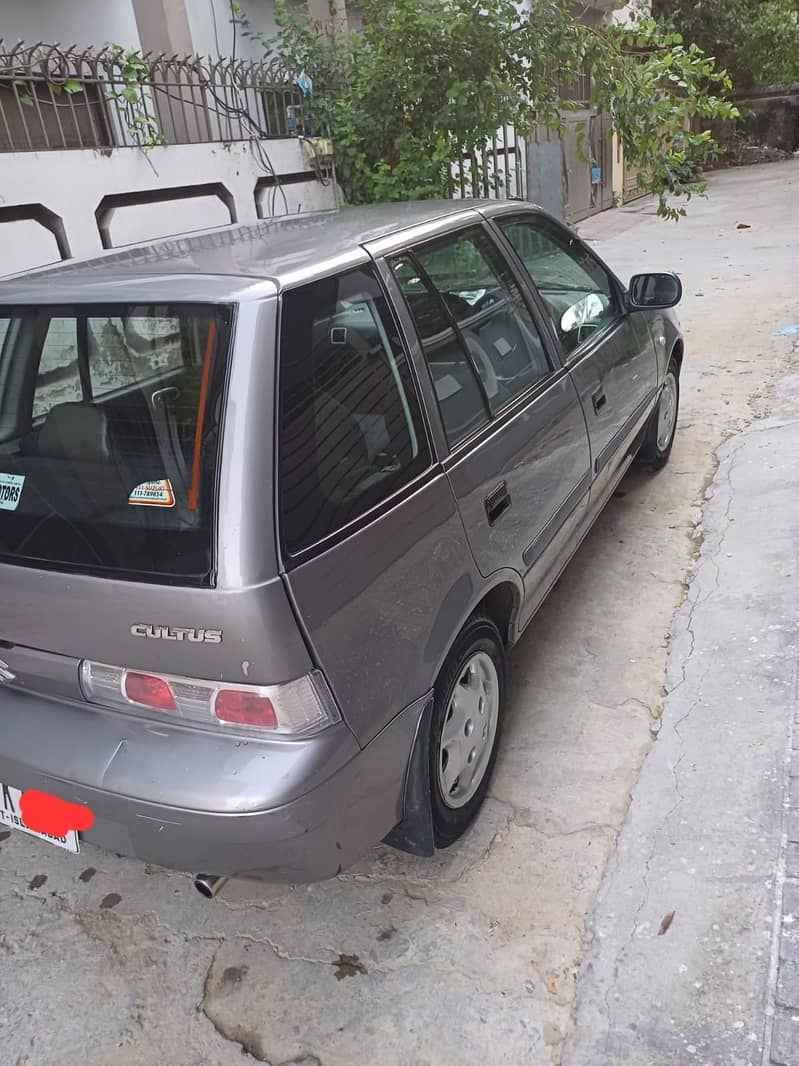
[0, 473, 25, 511]
[129, 479, 175, 507]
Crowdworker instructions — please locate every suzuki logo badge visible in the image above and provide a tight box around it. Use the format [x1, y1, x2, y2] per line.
[0, 659, 15, 684]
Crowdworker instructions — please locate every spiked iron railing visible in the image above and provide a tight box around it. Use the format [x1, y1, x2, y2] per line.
[0, 40, 303, 152]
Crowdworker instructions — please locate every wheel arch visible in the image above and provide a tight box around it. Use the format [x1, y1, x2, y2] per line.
[670, 338, 684, 373]
[383, 571, 523, 858]
[443, 573, 524, 667]
[479, 579, 523, 648]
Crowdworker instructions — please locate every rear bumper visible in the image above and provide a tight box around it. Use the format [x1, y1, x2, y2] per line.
[0, 688, 429, 882]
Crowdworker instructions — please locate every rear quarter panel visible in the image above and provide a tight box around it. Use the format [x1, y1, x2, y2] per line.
[284, 472, 488, 745]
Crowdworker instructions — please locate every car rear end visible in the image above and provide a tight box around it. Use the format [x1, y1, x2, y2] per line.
[0, 274, 415, 882]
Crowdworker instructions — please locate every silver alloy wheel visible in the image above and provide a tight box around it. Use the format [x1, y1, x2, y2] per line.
[438, 651, 499, 809]
[656, 371, 678, 452]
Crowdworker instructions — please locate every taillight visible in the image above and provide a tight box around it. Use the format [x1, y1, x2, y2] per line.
[124, 672, 177, 711]
[79, 661, 339, 737]
[213, 690, 277, 728]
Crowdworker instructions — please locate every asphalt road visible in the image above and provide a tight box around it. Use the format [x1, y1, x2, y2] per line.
[1, 160, 797, 1066]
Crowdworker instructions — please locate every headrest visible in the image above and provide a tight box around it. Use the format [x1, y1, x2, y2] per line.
[37, 402, 112, 463]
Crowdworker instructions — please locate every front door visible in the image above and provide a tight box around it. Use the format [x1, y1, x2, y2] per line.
[494, 212, 658, 498]
[387, 223, 591, 596]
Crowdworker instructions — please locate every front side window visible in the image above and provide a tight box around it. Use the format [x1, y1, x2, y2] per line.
[279, 267, 430, 557]
[498, 215, 619, 357]
[0, 303, 230, 584]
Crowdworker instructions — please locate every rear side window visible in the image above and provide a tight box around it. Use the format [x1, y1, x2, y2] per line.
[279, 267, 430, 557]
[412, 227, 551, 415]
[391, 254, 489, 448]
[391, 227, 551, 448]
[0, 303, 230, 584]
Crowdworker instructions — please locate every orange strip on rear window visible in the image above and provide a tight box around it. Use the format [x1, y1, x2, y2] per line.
[188, 320, 216, 511]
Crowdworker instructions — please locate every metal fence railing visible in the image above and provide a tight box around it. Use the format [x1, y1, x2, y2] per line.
[449, 67, 593, 202]
[557, 70, 592, 107]
[452, 125, 526, 200]
[0, 40, 302, 152]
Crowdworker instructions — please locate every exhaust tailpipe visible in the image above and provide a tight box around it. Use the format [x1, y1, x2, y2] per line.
[193, 873, 229, 899]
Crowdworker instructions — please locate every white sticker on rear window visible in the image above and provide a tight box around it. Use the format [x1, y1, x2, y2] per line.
[128, 479, 175, 508]
[0, 473, 25, 511]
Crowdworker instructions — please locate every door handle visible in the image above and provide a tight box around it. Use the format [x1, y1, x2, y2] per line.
[592, 388, 607, 414]
[484, 481, 512, 526]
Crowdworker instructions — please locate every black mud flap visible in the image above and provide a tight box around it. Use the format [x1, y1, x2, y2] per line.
[382, 695, 435, 857]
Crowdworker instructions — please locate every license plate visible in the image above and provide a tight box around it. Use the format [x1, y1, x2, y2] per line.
[0, 784, 80, 853]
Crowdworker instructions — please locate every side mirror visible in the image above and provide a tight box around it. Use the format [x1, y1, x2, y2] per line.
[627, 272, 682, 311]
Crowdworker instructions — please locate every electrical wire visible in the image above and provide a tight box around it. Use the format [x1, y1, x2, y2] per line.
[140, 77, 290, 215]
[209, 0, 223, 57]
[10, 4, 302, 220]
[222, 1, 286, 212]
[229, 0, 238, 62]
[198, 77, 290, 214]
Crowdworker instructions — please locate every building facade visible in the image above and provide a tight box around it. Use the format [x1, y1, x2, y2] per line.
[0, 0, 649, 276]
[0, 0, 340, 276]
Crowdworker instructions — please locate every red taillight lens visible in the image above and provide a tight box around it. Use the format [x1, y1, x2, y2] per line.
[124, 672, 177, 711]
[81, 662, 339, 735]
[214, 689, 277, 728]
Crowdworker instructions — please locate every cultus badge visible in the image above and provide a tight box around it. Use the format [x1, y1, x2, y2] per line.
[130, 625, 223, 644]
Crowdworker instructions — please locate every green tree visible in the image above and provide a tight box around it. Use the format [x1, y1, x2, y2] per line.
[271, 0, 738, 218]
[653, 0, 799, 89]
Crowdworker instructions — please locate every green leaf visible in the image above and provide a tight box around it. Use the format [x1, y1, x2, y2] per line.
[262, 0, 738, 217]
[13, 79, 35, 107]
[64, 79, 83, 95]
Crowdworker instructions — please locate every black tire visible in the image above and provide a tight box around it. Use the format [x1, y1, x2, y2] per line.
[429, 615, 506, 848]
[639, 356, 680, 470]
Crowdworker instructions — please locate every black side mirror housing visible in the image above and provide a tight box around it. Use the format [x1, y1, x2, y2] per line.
[626, 272, 682, 311]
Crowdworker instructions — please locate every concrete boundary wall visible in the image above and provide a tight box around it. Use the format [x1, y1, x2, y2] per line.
[0, 139, 336, 278]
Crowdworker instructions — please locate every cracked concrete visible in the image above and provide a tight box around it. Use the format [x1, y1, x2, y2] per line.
[1, 161, 797, 1066]
[563, 416, 799, 1065]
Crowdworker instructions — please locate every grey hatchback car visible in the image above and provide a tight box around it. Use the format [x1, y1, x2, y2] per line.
[0, 200, 682, 889]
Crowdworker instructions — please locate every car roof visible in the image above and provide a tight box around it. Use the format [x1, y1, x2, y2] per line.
[0, 199, 533, 305]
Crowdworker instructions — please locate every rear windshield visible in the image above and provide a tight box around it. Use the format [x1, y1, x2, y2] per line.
[0, 304, 230, 584]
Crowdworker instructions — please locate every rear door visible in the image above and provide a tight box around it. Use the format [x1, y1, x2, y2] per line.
[493, 211, 658, 498]
[277, 264, 480, 745]
[386, 223, 591, 604]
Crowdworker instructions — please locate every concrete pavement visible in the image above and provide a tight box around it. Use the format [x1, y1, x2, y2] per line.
[564, 162, 799, 1066]
[0, 161, 798, 1066]
[563, 410, 799, 1065]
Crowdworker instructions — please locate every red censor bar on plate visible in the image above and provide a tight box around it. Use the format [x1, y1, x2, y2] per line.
[19, 790, 94, 836]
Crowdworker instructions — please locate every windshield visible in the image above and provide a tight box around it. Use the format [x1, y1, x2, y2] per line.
[0, 303, 231, 584]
